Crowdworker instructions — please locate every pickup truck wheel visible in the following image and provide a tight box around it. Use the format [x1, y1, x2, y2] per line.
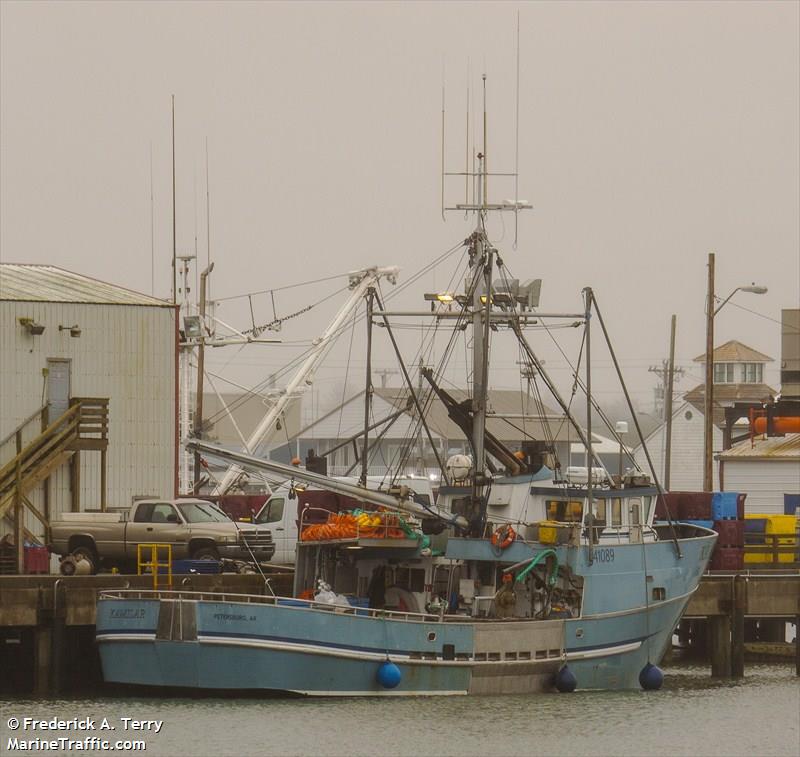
[192, 546, 219, 561]
[71, 546, 97, 575]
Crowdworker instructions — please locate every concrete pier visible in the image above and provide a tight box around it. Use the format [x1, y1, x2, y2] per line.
[682, 572, 800, 677]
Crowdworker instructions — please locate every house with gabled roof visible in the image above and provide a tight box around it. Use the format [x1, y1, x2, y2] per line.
[633, 339, 776, 492]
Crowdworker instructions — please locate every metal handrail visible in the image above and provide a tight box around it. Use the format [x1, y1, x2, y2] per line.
[98, 588, 447, 623]
[0, 404, 48, 450]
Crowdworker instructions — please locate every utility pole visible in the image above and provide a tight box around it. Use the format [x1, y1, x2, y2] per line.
[648, 359, 684, 419]
[704, 253, 715, 492]
[664, 315, 677, 490]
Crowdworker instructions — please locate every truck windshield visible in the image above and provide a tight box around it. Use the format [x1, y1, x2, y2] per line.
[177, 502, 230, 523]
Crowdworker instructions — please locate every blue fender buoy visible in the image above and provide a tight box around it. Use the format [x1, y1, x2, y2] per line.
[554, 665, 577, 693]
[639, 662, 664, 691]
[377, 660, 402, 689]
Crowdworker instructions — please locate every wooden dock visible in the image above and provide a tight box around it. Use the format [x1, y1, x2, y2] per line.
[0, 571, 797, 695]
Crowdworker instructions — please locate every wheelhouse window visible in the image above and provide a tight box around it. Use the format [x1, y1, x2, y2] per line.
[629, 499, 641, 526]
[593, 499, 607, 527]
[546, 500, 583, 523]
[610, 498, 622, 527]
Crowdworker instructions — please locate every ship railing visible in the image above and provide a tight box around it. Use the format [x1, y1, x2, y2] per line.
[98, 588, 445, 623]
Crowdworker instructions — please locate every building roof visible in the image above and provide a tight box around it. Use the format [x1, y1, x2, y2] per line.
[693, 340, 773, 364]
[683, 382, 777, 427]
[0, 264, 174, 307]
[717, 433, 800, 461]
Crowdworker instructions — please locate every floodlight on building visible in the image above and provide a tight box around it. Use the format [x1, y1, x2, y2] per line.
[18, 317, 45, 336]
[183, 315, 203, 339]
[58, 324, 81, 338]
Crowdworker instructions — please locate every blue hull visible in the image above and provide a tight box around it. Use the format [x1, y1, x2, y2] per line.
[97, 533, 714, 695]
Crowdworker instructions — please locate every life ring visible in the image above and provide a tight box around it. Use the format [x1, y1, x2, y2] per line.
[491, 525, 516, 550]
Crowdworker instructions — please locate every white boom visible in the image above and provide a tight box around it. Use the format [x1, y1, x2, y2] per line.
[213, 266, 400, 494]
[191, 439, 468, 528]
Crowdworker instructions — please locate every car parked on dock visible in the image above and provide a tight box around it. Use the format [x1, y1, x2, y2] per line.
[49, 498, 275, 574]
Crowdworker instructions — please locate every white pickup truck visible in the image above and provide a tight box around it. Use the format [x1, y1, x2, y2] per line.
[49, 498, 275, 573]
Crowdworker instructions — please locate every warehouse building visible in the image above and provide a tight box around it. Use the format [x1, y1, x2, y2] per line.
[0, 264, 177, 566]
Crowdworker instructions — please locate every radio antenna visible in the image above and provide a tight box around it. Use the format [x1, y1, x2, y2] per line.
[171, 94, 177, 304]
[149, 141, 155, 296]
[205, 137, 211, 275]
[465, 61, 470, 208]
[441, 63, 446, 221]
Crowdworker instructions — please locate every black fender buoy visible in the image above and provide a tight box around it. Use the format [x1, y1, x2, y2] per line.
[639, 662, 664, 691]
[554, 665, 577, 693]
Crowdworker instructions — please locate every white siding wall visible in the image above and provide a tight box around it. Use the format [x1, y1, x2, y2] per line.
[634, 405, 721, 491]
[721, 460, 800, 514]
[1, 300, 175, 538]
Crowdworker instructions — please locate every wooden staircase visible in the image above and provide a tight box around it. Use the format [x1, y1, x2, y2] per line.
[0, 398, 108, 572]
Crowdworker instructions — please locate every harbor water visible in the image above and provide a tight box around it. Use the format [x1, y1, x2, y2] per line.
[2, 663, 797, 757]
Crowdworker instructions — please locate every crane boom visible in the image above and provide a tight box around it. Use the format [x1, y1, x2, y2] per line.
[212, 266, 399, 494]
[190, 439, 468, 527]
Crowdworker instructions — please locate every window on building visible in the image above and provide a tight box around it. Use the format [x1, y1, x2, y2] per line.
[742, 363, 763, 383]
[713, 363, 734, 383]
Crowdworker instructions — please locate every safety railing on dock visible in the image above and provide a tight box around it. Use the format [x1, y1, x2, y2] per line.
[744, 532, 800, 567]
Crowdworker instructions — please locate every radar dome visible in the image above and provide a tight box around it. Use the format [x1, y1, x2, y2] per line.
[446, 454, 473, 482]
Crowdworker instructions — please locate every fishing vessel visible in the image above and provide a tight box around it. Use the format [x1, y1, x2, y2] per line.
[95, 81, 717, 695]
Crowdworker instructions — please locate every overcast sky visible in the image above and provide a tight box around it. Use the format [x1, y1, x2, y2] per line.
[2, 1, 798, 417]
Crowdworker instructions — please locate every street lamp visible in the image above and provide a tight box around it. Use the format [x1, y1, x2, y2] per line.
[703, 253, 768, 491]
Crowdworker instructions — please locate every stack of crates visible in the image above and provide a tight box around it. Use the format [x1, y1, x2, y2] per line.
[709, 492, 745, 571]
[659, 491, 746, 571]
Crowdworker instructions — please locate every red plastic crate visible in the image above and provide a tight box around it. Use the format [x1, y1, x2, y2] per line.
[23, 545, 49, 574]
[677, 492, 713, 521]
[714, 519, 745, 547]
[655, 492, 680, 520]
[709, 546, 744, 571]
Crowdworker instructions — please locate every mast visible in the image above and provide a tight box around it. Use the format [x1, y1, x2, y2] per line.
[584, 288, 594, 546]
[470, 74, 491, 482]
[359, 289, 375, 487]
[193, 262, 214, 491]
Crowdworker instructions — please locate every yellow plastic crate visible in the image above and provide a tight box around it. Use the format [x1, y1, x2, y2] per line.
[538, 521, 562, 545]
[744, 514, 798, 564]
